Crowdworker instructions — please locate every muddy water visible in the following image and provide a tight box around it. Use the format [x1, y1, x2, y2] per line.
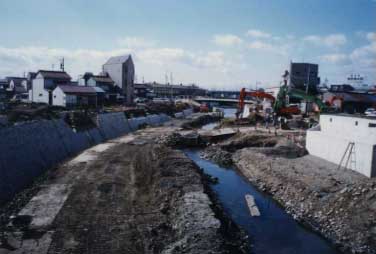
[185, 147, 341, 254]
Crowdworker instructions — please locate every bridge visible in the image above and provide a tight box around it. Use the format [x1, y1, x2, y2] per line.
[193, 96, 255, 105]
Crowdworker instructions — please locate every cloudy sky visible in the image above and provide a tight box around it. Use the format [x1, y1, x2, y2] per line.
[0, 0, 375, 90]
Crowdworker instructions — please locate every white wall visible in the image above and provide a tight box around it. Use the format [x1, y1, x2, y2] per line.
[87, 78, 96, 87]
[32, 79, 49, 104]
[306, 114, 376, 177]
[52, 87, 66, 107]
[52, 87, 77, 107]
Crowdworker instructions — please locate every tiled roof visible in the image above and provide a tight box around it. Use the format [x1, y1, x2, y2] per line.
[58, 85, 96, 94]
[92, 76, 114, 84]
[37, 70, 71, 80]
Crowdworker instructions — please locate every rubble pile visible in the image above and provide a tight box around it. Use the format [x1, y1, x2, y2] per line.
[219, 132, 279, 152]
[146, 102, 190, 116]
[181, 114, 222, 129]
[157, 132, 206, 148]
[234, 149, 376, 254]
[200, 146, 233, 167]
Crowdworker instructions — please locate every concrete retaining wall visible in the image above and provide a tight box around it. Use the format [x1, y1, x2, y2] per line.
[306, 114, 376, 178]
[0, 112, 171, 204]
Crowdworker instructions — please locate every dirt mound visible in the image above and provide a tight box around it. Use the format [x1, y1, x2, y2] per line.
[145, 102, 190, 116]
[256, 139, 308, 158]
[157, 132, 207, 148]
[201, 146, 233, 167]
[181, 114, 222, 129]
[220, 133, 278, 152]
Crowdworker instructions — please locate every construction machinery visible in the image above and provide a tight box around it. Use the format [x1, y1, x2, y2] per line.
[238, 86, 301, 118]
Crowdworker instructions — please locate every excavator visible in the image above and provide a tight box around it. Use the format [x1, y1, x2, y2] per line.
[238, 86, 301, 118]
[238, 75, 328, 118]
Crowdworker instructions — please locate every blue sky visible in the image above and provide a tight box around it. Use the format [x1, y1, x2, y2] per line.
[0, 0, 375, 89]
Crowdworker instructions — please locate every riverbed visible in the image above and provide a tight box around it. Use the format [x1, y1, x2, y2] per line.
[185, 150, 341, 254]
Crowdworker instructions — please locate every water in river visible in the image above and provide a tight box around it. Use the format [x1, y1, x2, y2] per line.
[184, 150, 341, 254]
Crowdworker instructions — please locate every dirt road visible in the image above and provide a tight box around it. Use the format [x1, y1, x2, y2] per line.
[0, 127, 246, 254]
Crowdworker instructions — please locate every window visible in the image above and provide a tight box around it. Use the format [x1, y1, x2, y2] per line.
[369, 123, 376, 128]
[355, 121, 358, 126]
[39, 93, 43, 96]
[329, 118, 332, 122]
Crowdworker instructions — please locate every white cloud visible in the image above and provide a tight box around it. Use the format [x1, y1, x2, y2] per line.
[245, 29, 271, 38]
[0, 45, 236, 84]
[366, 32, 376, 42]
[303, 34, 347, 48]
[247, 40, 288, 55]
[117, 36, 156, 48]
[350, 40, 376, 69]
[319, 53, 350, 65]
[212, 34, 243, 46]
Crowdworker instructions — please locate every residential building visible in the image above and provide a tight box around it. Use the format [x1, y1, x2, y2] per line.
[323, 91, 376, 114]
[25, 72, 37, 91]
[134, 83, 155, 99]
[79, 72, 119, 103]
[289, 62, 320, 94]
[102, 55, 135, 105]
[6, 77, 27, 94]
[31, 70, 71, 105]
[0, 79, 7, 101]
[52, 85, 104, 108]
[151, 82, 206, 98]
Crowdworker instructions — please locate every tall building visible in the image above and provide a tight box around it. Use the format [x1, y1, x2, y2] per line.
[102, 55, 135, 104]
[289, 62, 320, 94]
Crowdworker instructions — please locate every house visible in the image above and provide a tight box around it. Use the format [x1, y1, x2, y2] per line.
[6, 77, 27, 94]
[102, 55, 135, 105]
[52, 85, 104, 108]
[79, 72, 119, 103]
[134, 83, 155, 99]
[31, 70, 71, 105]
[25, 72, 37, 91]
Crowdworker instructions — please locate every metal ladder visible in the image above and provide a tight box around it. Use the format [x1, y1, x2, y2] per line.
[338, 142, 356, 171]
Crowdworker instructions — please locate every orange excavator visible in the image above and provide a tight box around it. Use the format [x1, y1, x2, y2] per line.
[238, 88, 275, 112]
[238, 87, 300, 118]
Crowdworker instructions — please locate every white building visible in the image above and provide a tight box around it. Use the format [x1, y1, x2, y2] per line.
[102, 55, 135, 105]
[31, 70, 71, 105]
[53, 85, 104, 108]
[306, 114, 376, 178]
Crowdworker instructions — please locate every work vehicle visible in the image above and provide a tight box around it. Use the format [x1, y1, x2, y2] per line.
[365, 108, 376, 117]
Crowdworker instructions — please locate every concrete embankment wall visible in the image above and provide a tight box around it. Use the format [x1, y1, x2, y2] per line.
[306, 114, 376, 178]
[0, 112, 174, 204]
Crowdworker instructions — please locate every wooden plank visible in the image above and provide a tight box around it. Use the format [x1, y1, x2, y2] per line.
[245, 194, 261, 217]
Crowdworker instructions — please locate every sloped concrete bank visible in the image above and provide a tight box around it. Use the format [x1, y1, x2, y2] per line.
[0, 112, 176, 204]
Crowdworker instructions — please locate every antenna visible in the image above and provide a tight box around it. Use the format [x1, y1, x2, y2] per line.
[170, 72, 173, 85]
[165, 72, 168, 84]
[60, 58, 65, 71]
